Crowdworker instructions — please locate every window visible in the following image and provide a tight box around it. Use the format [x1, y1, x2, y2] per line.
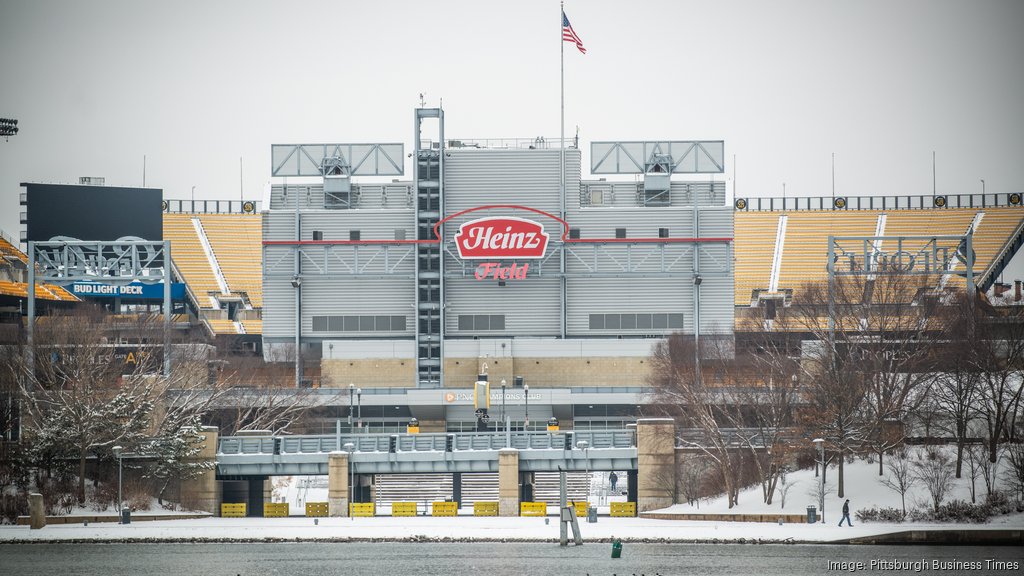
[615, 228, 626, 239]
[590, 313, 683, 332]
[312, 230, 323, 241]
[311, 315, 409, 332]
[457, 314, 506, 331]
[590, 189, 604, 205]
[350, 230, 361, 241]
[658, 228, 669, 238]
[569, 228, 581, 239]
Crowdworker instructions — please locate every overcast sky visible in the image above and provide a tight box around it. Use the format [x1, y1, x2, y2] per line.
[2, 0, 1023, 273]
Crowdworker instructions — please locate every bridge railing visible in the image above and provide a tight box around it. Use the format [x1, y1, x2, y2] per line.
[218, 429, 637, 455]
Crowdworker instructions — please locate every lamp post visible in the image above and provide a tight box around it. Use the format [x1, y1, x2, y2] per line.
[348, 383, 354, 429]
[523, 383, 530, 431]
[112, 445, 123, 520]
[500, 379, 507, 427]
[576, 440, 590, 502]
[344, 442, 355, 521]
[813, 438, 825, 523]
[981, 178, 985, 196]
[356, 387, 363, 433]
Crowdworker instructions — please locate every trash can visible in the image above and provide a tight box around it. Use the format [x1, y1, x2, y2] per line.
[806, 505, 816, 524]
[611, 538, 622, 558]
[120, 508, 131, 525]
[588, 505, 598, 523]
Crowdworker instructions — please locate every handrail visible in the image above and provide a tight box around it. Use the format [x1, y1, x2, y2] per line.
[217, 430, 637, 455]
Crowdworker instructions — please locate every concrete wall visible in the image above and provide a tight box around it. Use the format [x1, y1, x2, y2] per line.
[636, 418, 676, 512]
[320, 356, 650, 388]
[179, 426, 221, 514]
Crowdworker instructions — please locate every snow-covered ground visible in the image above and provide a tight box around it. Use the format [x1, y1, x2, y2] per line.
[653, 447, 1019, 520]
[5, 449, 1018, 543]
[3, 514, 1018, 543]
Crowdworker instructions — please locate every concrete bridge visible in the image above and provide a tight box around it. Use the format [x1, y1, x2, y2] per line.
[180, 419, 725, 517]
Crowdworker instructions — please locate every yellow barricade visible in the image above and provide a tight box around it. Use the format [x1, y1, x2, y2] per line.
[520, 502, 547, 517]
[473, 501, 499, 516]
[305, 502, 329, 517]
[610, 502, 637, 517]
[392, 502, 418, 517]
[263, 502, 289, 517]
[221, 503, 246, 518]
[349, 503, 375, 517]
[571, 501, 589, 517]
[432, 501, 458, 516]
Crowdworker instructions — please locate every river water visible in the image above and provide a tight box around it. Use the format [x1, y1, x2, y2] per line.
[2, 542, 1021, 575]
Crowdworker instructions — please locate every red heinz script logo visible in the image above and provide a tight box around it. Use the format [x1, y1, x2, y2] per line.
[454, 216, 550, 260]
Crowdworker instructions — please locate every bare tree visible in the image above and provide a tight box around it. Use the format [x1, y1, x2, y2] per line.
[649, 334, 744, 508]
[1003, 442, 1024, 502]
[963, 442, 987, 503]
[3, 307, 165, 503]
[931, 296, 981, 477]
[973, 311, 1024, 464]
[913, 447, 955, 513]
[879, 447, 917, 517]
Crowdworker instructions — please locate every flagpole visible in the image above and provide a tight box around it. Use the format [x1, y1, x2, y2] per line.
[559, 0, 567, 339]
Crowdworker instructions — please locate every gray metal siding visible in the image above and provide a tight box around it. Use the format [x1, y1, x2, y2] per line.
[446, 277, 561, 336]
[299, 276, 414, 337]
[566, 277, 692, 335]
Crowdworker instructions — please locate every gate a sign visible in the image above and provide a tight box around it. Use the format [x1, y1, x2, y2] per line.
[454, 216, 550, 281]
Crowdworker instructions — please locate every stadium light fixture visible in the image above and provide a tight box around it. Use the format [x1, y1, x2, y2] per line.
[0, 118, 18, 141]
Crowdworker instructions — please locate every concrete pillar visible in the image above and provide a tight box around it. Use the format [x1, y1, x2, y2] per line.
[29, 493, 45, 529]
[328, 451, 350, 517]
[180, 426, 220, 514]
[637, 418, 676, 512]
[498, 448, 520, 516]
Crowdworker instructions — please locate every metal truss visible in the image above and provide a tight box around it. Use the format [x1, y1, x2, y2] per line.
[30, 240, 170, 283]
[828, 235, 971, 278]
[441, 240, 731, 278]
[591, 140, 725, 174]
[27, 240, 173, 377]
[264, 244, 417, 278]
[271, 143, 405, 177]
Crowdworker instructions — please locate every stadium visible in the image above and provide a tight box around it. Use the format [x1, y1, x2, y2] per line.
[3, 106, 1023, 514]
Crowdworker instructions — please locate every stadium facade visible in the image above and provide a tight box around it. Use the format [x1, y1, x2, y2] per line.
[261, 108, 733, 433]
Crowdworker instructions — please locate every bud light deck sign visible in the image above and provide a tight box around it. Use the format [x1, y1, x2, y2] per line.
[66, 281, 185, 300]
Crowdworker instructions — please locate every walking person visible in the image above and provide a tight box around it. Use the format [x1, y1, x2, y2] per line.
[609, 471, 618, 493]
[839, 499, 853, 527]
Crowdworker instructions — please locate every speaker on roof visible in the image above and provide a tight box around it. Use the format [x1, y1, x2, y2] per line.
[934, 195, 947, 208]
[833, 197, 847, 209]
[734, 198, 747, 210]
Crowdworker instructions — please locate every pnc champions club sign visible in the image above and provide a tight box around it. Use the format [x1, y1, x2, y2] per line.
[446, 206, 557, 281]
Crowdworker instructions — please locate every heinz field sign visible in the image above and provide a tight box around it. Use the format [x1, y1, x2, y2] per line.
[454, 216, 550, 281]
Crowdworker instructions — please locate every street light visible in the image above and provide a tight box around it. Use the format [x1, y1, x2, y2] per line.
[813, 438, 825, 523]
[523, 383, 529, 430]
[348, 383, 354, 428]
[981, 178, 986, 196]
[576, 440, 590, 502]
[111, 446, 123, 519]
[500, 379, 507, 427]
[356, 387, 363, 432]
[343, 442, 355, 521]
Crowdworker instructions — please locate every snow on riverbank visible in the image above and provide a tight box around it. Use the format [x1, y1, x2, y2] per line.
[652, 447, 1017, 521]
[1, 514, 1018, 544]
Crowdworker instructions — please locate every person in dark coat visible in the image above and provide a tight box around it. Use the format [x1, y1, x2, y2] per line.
[839, 499, 853, 526]
[609, 471, 618, 492]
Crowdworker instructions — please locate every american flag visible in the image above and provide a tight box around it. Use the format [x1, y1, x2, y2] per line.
[562, 11, 586, 54]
